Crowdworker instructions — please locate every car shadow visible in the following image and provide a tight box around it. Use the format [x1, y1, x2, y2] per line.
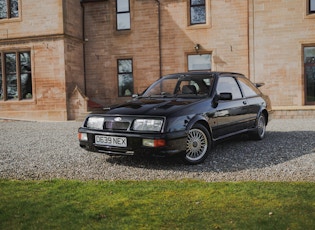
[105, 131, 315, 173]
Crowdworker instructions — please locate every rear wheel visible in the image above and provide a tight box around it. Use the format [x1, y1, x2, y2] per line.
[184, 124, 211, 164]
[251, 114, 266, 140]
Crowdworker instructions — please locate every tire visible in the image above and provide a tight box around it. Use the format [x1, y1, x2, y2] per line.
[251, 113, 266, 140]
[184, 123, 211, 165]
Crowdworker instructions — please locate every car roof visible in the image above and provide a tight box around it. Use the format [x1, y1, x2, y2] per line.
[164, 71, 246, 78]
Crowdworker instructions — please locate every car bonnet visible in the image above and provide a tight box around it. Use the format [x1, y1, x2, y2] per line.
[104, 97, 201, 116]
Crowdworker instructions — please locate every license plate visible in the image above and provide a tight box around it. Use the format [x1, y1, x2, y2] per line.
[95, 135, 127, 147]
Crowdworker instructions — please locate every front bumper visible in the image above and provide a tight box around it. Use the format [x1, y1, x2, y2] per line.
[78, 128, 187, 157]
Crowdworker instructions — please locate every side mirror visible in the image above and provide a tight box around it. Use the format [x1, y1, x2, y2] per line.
[212, 93, 232, 108]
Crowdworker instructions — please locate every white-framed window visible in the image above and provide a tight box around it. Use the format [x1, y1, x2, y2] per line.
[188, 54, 211, 71]
[117, 59, 133, 96]
[0, 0, 19, 19]
[116, 0, 130, 30]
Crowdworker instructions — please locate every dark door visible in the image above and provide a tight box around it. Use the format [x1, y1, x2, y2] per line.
[211, 76, 248, 139]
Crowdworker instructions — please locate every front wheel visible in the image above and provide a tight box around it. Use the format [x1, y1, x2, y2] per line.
[184, 124, 211, 165]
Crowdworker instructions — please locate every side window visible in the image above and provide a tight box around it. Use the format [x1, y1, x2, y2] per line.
[0, 0, 19, 19]
[117, 59, 133, 97]
[190, 0, 206, 25]
[309, 0, 315, 14]
[216, 77, 242, 100]
[116, 0, 130, 30]
[237, 77, 260, 98]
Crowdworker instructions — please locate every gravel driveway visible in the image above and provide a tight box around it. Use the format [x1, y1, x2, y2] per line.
[0, 119, 314, 182]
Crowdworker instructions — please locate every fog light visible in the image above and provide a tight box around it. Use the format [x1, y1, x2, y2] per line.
[143, 139, 166, 147]
[78, 133, 88, 141]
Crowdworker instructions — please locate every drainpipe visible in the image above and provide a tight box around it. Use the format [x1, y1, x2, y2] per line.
[80, 1, 87, 95]
[251, 0, 256, 82]
[247, 0, 250, 79]
[155, 0, 162, 78]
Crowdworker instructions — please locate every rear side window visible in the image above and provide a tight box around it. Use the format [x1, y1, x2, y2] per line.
[237, 77, 261, 97]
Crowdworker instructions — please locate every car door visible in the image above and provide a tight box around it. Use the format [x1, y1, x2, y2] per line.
[211, 75, 248, 139]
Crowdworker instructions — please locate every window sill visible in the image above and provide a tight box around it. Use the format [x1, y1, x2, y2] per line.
[0, 17, 21, 23]
[113, 29, 132, 36]
[0, 99, 35, 104]
[186, 23, 212, 30]
[304, 13, 315, 19]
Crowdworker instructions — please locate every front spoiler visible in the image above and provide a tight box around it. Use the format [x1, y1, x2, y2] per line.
[78, 128, 187, 157]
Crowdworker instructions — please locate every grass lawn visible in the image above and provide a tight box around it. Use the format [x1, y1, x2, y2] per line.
[0, 179, 314, 229]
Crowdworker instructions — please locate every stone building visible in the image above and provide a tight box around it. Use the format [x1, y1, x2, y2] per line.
[0, 0, 84, 120]
[0, 0, 314, 121]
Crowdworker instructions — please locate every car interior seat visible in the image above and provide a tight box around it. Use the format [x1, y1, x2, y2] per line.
[182, 85, 197, 94]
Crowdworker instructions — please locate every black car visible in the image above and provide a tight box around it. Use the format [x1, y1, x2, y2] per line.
[78, 72, 272, 164]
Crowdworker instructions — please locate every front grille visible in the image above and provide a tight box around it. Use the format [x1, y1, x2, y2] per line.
[105, 121, 130, 130]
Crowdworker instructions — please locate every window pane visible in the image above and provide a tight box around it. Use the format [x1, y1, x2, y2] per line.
[117, 13, 130, 30]
[188, 54, 211, 71]
[0, 0, 8, 19]
[238, 78, 260, 97]
[118, 74, 133, 96]
[118, 59, 132, 73]
[304, 47, 315, 103]
[191, 6, 206, 24]
[191, 0, 205, 6]
[311, 0, 315, 12]
[6, 53, 17, 99]
[10, 0, 19, 18]
[6, 53, 16, 74]
[117, 0, 129, 12]
[20, 52, 32, 99]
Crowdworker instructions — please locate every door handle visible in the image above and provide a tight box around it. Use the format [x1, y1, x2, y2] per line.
[243, 101, 247, 105]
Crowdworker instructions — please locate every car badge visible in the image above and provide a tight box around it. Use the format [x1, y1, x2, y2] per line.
[114, 117, 122, 122]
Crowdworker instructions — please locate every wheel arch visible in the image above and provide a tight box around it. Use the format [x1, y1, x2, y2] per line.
[261, 109, 269, 125]
[186, 115, 213, 142]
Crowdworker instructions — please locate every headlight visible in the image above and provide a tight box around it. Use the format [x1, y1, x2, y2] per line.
[133, 119, 163, 132]
[86, 117, 104, 129]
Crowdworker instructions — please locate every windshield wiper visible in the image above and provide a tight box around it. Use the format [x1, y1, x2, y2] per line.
[143, 93, 174, 98]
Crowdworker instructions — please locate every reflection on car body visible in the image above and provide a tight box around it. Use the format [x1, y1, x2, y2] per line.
[78, 71, 272, 164]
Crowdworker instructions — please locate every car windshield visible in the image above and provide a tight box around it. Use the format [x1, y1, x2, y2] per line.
[142, 74, 214, 98]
